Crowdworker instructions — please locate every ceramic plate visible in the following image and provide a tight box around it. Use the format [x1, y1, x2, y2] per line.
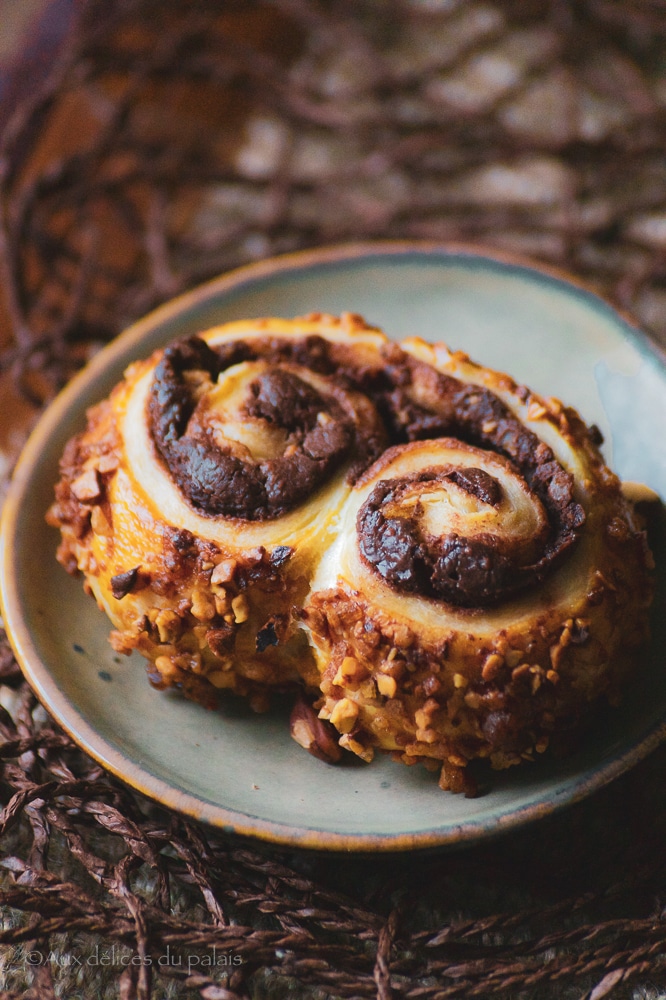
[2, 242, 665, 851]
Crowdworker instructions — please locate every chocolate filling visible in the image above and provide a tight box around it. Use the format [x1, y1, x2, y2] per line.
[351, 347, 586, 606]
[358, 460, 583, 607]
[375, 346, 585, 536]
[148, 336, 372, 520]
[357, 465, 579, 607]
[147, 333, 585, 603]
[110, 566, 140, 600]
[445, 467, 502, 507]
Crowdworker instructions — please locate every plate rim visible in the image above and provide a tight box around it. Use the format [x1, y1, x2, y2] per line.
[2, 239, 665, 852]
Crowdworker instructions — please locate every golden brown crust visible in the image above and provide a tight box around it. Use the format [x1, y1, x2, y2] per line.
[47, 313, 389, 707]
[47, 312, 655, 787]
[301, 337, 654, 789]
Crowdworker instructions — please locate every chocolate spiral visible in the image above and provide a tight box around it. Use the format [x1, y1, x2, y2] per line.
[148, 335, 373, 520]
[347, 346, 585, 606]
[358, 469, 531, 608]
[357, 446, 585, 610]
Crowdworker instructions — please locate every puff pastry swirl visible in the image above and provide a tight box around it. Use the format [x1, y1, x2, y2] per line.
[303, 338, 653, 789]
[48, 313, 654, 789]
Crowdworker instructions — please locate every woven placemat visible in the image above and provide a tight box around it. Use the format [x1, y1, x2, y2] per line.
[1, 2, 666, 997]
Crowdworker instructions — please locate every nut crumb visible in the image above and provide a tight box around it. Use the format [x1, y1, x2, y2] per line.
[71, 469, 101, 502]
[290, 695, 342, 763]
[231, 594, 250, 623]
[330, 697, 359, 733]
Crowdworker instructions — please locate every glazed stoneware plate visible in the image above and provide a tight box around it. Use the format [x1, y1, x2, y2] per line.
[2, 243, 665, 851]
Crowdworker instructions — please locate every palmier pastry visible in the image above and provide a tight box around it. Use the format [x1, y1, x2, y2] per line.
[302, 337, 654, 791]
[49, 313, 654, 789]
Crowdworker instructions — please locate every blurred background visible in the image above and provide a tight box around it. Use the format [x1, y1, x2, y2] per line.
[1, 0, 666, 484]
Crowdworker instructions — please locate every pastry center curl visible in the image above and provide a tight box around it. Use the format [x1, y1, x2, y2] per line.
[357, 457, 582, 607]
[148, 336, 356, 519]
